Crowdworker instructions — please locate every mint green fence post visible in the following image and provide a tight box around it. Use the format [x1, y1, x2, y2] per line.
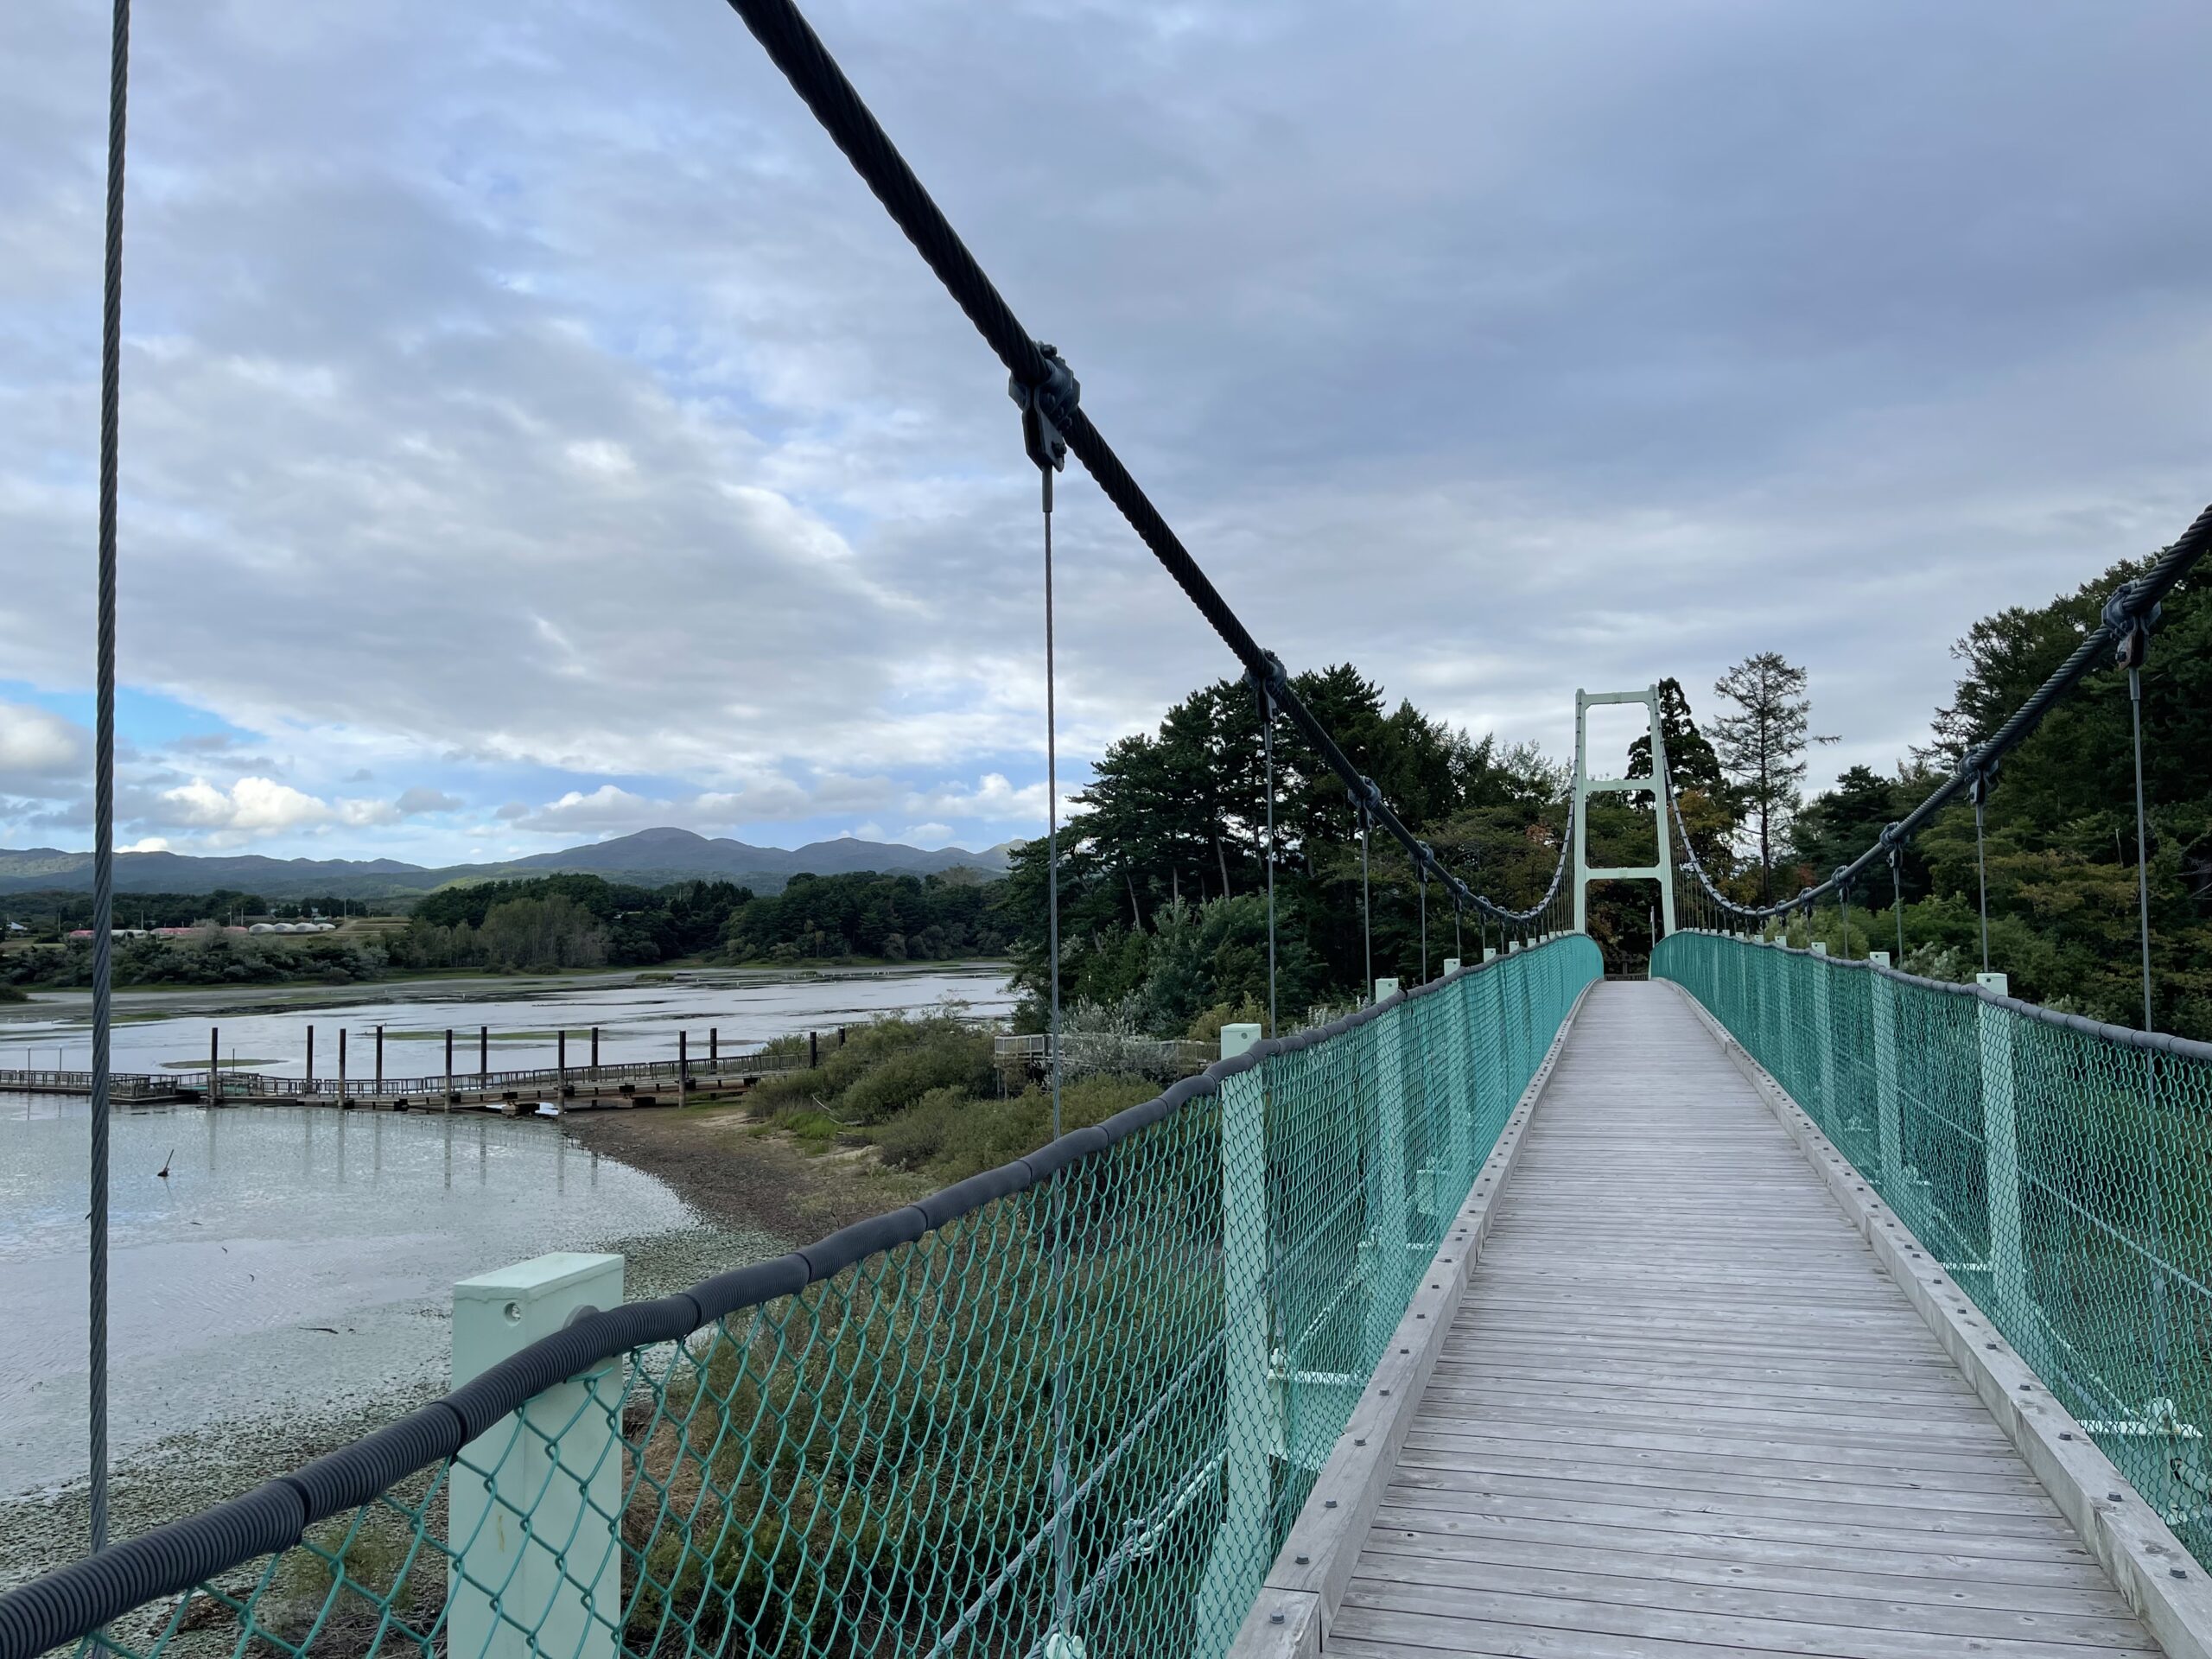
[449, 1253, 624, 1659]
[1810, 943, 1835, 1121]
[1975, 972, 2037, 1362]
[1869, 952, 1903, 1194]
[1364, 983, 1408, 1359]
[1196, 1022, 1268, 1646]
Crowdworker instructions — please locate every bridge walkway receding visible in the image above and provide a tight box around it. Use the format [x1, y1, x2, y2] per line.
[1327, 979, 2158, 1657]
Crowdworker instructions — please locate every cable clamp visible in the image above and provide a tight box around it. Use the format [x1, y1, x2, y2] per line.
[1008, 342, 1079, 475]
[1247, 652, 1289, 718]
[1963, 750, 1999, 808]
[2101, 580, 2162, 670]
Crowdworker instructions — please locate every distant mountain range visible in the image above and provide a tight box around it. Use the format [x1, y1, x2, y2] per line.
[0, 827, 1017, 903]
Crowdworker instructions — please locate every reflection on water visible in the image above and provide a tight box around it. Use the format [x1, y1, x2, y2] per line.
[0, 966, 1014, 1077]
[0, 1096, 695, 1497]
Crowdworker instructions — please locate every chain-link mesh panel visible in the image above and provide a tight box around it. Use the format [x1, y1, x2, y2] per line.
[24, 938, 1598, 1659]
[1656, 931, 2212, 1565]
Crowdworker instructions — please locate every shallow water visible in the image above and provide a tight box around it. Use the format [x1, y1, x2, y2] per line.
[0, 969, 1014, 1503]
[0, 1099, 737, 1499]
[0, 964, 1015, 1079]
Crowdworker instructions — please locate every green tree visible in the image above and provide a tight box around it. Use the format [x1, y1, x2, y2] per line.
[1710, 652, 1813, 901]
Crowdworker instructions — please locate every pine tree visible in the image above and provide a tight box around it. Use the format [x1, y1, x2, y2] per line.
[1710, 652, 1812, 902]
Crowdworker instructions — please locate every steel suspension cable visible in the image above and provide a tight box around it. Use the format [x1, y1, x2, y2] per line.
[89, 0, 130, 1558]
[1037, 468, 1071, 1633]
[1260, 682, 1277, 1035]
[1974, 791, 1991, 975]
[1891, 846, 1905, 962]
[1359, 806, 1372, 996]
[2129, 664, 2154, 1031]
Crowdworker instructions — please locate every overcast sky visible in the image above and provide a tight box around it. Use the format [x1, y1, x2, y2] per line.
[3, 0, 2206, 866]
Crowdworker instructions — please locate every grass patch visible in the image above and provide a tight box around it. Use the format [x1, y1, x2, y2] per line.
[745, 1013, 1162, 1184]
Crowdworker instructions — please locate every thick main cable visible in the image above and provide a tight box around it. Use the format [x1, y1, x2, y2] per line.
[722, 0, 1551, 927]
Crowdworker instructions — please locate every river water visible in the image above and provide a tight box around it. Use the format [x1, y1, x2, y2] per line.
[0, 965, 1014, 1524]
[0, 963, 1017, 1080]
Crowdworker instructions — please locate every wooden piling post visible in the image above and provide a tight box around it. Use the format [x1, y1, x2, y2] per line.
[339, 1028, 347, 1104]
[591, 1027, 600, 1077]
[558, 1030, 568, 1097]
[306, 1025, 315, 1099]
[480, 1025, 489, 1085]
[709, 1027, 718, 1066]
[446, 1029, 454, 1101]
[679, 1031, 690, 1091]
[809, 1030, 818, 1068]
[375, 1025, 385, 1092]
[209, 1026, 220, 1106]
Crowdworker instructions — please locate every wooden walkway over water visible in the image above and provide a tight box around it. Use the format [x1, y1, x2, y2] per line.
[1328, 980, 2158, 1658]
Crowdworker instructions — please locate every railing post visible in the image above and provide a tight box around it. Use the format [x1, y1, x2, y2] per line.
[1365, 981, 1408, 1359]
[450, 1251, 624, 1659]
[208, 1026, 219, 1106]
[1975, 973, 2033, 1337]
[1868, 953, 1902, 1195]
[1809, 941, 1834, 1122]
[1197, 1022, 1268, 1644]
[1773, 944, 1793, 1091]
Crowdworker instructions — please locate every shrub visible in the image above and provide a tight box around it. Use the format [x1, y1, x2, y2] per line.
[836, 1029, 993, 1125]
[869, 1086, 968, 1171]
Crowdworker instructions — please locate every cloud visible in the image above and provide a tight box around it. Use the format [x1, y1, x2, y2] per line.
[121, 836, 171, 854]
[395, 785, 467, 815]
[0, 703, 89, 788]
[906, 773, 1050, 825]
[155, 776, 333, 833]
[513, 785, 667, 836]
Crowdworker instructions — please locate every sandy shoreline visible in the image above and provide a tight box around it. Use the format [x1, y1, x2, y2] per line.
[560, 1100, 932, 1245]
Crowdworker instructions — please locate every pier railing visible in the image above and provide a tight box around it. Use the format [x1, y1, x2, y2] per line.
[1656, 930, 2212, 1566]
[0, 1046, 819, 1104]
[0, 936, 1600, 1659]
[0, 1069, 177, 1101]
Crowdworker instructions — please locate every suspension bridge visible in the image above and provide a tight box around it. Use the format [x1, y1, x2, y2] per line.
[9, 0, 2212, 1656]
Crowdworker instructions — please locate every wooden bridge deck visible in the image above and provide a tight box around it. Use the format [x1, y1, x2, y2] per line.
[1329, 979, 2158, 1658]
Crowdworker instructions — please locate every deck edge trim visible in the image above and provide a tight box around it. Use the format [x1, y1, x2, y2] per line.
[1224, 974, 1602, 1658]
[1663, 977, 2212, 1659]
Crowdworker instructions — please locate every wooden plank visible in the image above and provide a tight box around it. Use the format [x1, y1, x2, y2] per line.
[1325, 980, 2153, 1659]
[1335, 1586, 2155, 1659]
[1351, 1551, 2156, 1648]
[1364, 1510, 2124, 1600]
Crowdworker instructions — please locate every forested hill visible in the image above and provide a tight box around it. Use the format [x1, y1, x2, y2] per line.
[0, 826, 1013, 900]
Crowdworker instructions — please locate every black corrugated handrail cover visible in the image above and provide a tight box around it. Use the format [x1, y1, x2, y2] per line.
[0, 1481, 306, 1659]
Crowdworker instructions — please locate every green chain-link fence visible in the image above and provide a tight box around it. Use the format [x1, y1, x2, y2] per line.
[1656, 930, 2212, 1566]
[3, 937, 1599, 1659]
